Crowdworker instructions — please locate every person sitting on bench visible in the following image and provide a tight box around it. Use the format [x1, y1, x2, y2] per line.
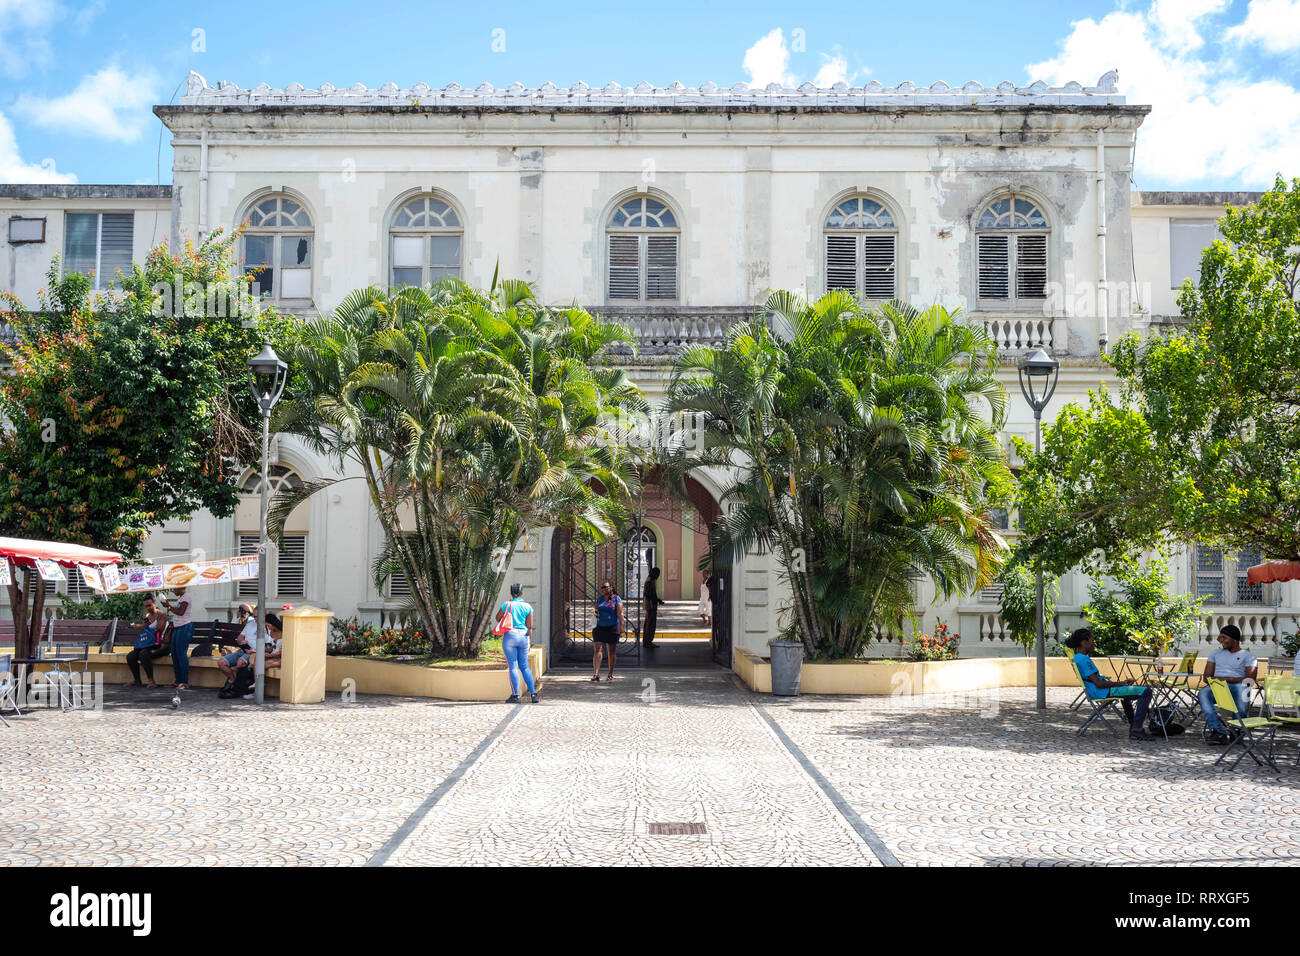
[124, 595, 171, 689]
[217, 603, 258, 689]
[1065, 628, 1155, 741]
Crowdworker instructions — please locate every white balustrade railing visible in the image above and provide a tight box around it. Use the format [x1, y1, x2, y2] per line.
[600, 307, 750, 357]
[982, 315, 1065, 353]
[1199, 612, 1282, 649]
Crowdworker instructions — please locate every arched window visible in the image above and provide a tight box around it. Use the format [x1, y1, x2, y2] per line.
[625, 526, 657, 587]
[239, 464, 304, 496]
[824, 196, 897, 298]
[390, 195, 462, 287]
[607, 196, 678, 301]
[975, 195, 1049, 304]
[241, 195, 313, 303]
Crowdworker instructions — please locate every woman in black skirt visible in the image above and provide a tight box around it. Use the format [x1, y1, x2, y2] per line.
[592, 580, 624, 681]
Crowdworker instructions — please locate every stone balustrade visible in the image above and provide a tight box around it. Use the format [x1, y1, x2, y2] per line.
[599, 306, 751, 357]
[981, 315, 1066, 353]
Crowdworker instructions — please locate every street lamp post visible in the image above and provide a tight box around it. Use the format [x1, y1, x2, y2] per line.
[246, 343, 288, 705]
[1017, 348, 1060, 712]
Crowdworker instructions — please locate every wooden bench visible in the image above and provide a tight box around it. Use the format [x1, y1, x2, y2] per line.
[190, 620, 249, 657]
[0, 619, 51, 646]
[48, 618, 118, 652]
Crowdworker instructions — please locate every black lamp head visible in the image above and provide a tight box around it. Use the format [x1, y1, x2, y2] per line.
[1017, 347, 1060, 414]
[247, 343, 288, 413]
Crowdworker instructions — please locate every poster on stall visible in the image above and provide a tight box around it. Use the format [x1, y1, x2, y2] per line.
[76, 565, 103, 592]
[35, 559, 66, 581]
[161, 562, 199, 589]
[229, 555, 258, 581]
[196, 558, 232, 585]
[124, 565, 164, 592]
[0, 560, 10, 587]
[100, 563, 121, 592]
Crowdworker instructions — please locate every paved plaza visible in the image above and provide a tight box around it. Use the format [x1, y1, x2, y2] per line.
[1, 670, 1297, 866]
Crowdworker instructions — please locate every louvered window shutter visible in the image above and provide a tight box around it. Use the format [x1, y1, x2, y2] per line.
[99, 213, 134, 285]
[276, 534, 307, 597]
[825, 234, 858, 292]
[645, 234, 678, 299]
[978, 234, 1010, 299]
[1015, 235, 1047, 298]
[607, 234, 641, 299]
[862, 234, 896, 299]
[237, 535, 260, 597]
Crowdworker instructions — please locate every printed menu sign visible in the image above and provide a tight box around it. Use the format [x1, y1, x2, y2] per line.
[0, 560, 10, 587]
[35, 559, 65, 581]
[76, 565, 103, 592]
[196, 559, 232, 585]
[229, 555, 258, 581]
[100, 564, 121, 592]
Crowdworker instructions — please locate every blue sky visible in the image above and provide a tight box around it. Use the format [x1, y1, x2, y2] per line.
[1, 0, 1297, 189]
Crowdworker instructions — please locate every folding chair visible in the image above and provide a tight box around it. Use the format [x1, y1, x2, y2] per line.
[1148, 651, 1201, 727]
[0, 655, 20, 727]
[1263, 676, 1300, 769]
[1208, 678, 1282, 771]
[35, 644, 78, 710]
[1069, 657, 1123, 737]
[1064, 649, 1088, 712]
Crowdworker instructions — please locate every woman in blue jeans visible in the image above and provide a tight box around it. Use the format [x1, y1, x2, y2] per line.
[495, 583, 538, 704]
[163, 587, 195, 690]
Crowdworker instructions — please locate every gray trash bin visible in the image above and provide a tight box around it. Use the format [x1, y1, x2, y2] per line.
[769, 640, 803, 696]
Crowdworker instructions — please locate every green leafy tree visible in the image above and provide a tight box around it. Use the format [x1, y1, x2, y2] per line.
[996, 556, 1059, 656]
[272, 279, 645, 657]
[0, 229, 289, 659]
[1017, 175, 1300, 573]
[1081, 556, 1203, 657]
[664, 294, 1011, 659]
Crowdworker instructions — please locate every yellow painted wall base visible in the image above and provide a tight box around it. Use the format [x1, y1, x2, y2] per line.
[734, 649, 1188, 696]
[53, 653, 281, 696]
[326, 647, 547, 701]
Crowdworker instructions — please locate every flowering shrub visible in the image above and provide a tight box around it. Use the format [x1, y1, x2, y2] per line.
[328, 617, 430, 657]
[904, 620, 960, 661]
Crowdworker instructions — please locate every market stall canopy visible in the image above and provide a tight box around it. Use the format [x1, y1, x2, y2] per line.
[0, 537, 123, 568]
[1246, 559, 1300, 586]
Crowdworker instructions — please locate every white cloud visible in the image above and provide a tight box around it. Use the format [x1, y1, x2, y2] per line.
[14, 65, 160, 142]
[1028, 4, 1300, 188]
[73, 0, 105, 33]
[743, 28, 797, 87]
[1225, 0, 1300, 52]
[742, 29, 863, 88]
[0, 111, 76, 183]
[0, 0, 61, 78]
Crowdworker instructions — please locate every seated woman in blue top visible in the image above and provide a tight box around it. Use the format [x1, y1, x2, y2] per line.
[1065, 627, 1154, 740]
[494, 583, 538, 704]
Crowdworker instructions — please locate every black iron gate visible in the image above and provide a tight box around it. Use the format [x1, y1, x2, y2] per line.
[710, 562, 732, 667]
[549, 527, 644, 667]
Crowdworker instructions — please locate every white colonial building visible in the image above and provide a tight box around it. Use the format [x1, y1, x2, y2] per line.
[1, 71, 1292, 664]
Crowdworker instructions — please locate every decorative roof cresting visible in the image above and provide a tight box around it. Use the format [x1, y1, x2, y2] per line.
[178, 71, 1124, 107]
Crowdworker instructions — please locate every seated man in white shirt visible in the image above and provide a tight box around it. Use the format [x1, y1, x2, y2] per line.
[1197, 624, 1258, 744]
[217, 603, 258, 687]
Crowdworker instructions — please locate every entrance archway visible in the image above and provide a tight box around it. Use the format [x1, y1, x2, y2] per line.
[547, 473, 731, 669]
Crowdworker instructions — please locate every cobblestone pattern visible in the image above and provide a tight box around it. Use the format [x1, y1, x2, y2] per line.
[0, 686, 507, 866]
[3, 680, 1296, 866]
[382, 671, 881, 866]
[762, 686, 1300, 866]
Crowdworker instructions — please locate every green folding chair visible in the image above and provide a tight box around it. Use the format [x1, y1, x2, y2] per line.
[1064, 649, 1088, 712]
[1208, 678, 1282, 771]
[1149, 651, 1201, 726]
[1263, 675, 1300, 769]
[1069, 657, 1123, 737]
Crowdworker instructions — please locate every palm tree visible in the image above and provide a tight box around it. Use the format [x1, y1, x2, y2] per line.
[271, 279, 646, 656]
[664, 293, 1011, 659]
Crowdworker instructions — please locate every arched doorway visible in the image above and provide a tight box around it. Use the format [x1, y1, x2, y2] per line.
[547, 473, 730, 669]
